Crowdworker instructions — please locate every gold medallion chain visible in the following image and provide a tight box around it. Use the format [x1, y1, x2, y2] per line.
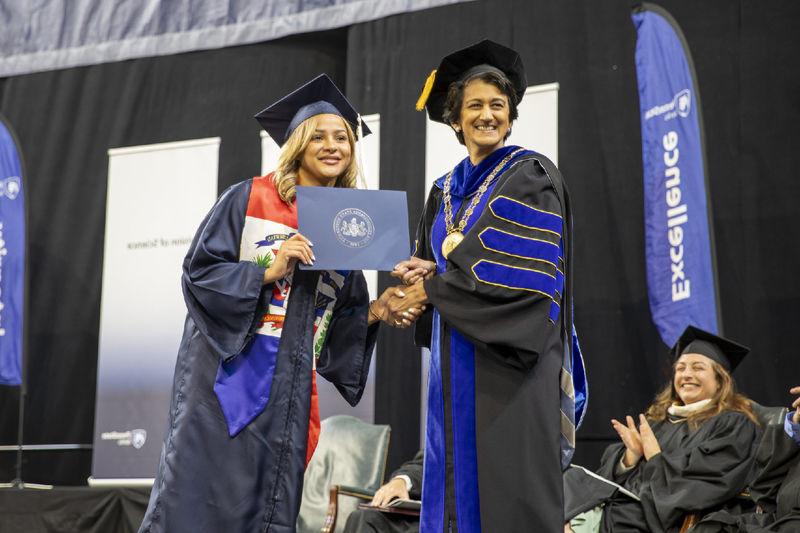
[443, 148, 525, 235]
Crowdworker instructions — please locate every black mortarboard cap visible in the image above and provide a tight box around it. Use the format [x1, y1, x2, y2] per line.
[416, 39, 527, 124]
[254, 74, 370, 146]
[671, 326, 749, 372]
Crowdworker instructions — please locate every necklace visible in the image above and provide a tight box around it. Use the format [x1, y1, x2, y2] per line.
[441, 148, 524, 259]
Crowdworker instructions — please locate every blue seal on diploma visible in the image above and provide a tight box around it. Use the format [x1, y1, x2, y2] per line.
[297, 186, 409, 271]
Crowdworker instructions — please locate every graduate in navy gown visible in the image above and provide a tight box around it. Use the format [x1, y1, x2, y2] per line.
[392, 40, 588, 533]
[139, 75, 420, 533]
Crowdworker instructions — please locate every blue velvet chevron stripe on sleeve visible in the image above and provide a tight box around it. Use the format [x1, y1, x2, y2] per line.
[471, 260, 556, 297]
[478, 227, 559, 267]
[488, 195, 562, 236]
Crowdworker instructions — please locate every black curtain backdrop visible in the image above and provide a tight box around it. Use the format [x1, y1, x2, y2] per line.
[1, 0, 799, 485]
[0, 29, 349, 484]
[349, 0, 800, 471]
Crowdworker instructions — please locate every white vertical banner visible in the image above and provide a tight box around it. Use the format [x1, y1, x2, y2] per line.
[260, 114, 380, 423]
[421, 83, 559, 442]
[91, 138, 219, 483]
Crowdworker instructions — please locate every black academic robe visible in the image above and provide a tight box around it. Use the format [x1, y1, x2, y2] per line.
[693, 421, 800, 532]
[414, 148, 577, 533]
[583, 411, 760, 533]
[343, 451, 425, 533]
[138, 178, 377, 533]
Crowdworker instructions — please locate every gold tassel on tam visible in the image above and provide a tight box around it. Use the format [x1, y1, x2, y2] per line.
[415, 69, 437, 111]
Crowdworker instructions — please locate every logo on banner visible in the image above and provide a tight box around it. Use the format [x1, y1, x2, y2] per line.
[131, 429, 147, 449]
[644, 89, 691, 121]
[334, 208, 374, 248]
[101, 428, 148, 449]
[0, 177, 21, 200]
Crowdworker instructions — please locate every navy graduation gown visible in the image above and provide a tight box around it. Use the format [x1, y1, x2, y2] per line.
[139, 177, 377, 533]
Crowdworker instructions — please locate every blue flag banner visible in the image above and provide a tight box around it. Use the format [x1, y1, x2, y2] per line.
[0, 115, 24, 386]
[632, 3, 720, 347]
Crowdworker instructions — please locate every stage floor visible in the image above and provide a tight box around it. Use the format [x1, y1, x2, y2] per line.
[0, 486, 149, 533]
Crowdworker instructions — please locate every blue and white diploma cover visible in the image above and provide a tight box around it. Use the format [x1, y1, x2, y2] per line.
[296, 186, 409, 271]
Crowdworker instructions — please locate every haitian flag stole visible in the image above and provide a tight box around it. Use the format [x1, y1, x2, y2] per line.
[214, 174, 346, 465]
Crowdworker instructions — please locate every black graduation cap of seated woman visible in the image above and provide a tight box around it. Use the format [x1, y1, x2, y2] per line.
[672, 325, 749, 372]
[564, 326, 760, 533]
[255, 73, 371, 146]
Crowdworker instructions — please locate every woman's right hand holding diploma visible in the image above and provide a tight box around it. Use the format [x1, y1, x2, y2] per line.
[263, 233, 315, 284]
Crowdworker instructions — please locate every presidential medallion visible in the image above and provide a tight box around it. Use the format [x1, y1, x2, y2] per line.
[441, 231, 464, 259]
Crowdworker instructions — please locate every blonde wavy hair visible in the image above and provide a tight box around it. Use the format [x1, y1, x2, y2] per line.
[272, 114, 360, 203]
[644, 359, 758, 429]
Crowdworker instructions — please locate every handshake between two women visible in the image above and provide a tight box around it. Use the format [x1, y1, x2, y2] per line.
[367, 256, 437, 328]
[263, 233, 435, 329]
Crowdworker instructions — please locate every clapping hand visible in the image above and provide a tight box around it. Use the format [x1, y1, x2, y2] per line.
[638, 414, 661, 460]
[611, 416, 643, 467]
[791, 386, 800, 424]
[611, 414, 662, 466]
[392, 257, 436, 285]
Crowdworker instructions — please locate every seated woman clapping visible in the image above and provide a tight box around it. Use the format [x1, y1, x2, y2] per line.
[565, 326, 761, 533]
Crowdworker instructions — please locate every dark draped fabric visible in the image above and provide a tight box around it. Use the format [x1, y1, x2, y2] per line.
[0, 487, 149, 533]
[345, 0, 800, 473]
[0, 28, 350, 484]
[693, 420, 800, 532]
[1, 1, 800, 484]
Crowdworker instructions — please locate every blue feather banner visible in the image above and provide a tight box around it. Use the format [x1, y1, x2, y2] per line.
[632, 3, 721, 346]
[0, 115, 24, 386]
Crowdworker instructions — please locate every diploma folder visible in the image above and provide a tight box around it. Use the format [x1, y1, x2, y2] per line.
[296, 186, 409, 271]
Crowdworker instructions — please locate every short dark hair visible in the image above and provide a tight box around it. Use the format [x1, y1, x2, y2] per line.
[441, 70, 519, 145]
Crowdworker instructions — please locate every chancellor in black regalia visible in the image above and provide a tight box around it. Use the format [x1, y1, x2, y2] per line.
[392, 40, 588, 533]
[564, 326, 761, 533]
[138, 75, 415, 533]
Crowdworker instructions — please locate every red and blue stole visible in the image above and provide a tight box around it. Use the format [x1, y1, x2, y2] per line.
[214, 175, 345, 465]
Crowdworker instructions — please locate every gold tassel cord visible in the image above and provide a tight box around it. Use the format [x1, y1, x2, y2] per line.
[415, 69, 437, 111]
